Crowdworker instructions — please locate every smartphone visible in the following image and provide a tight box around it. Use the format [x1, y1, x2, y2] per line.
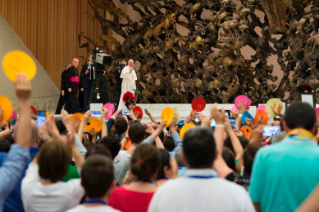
[145, 108, 148, 112]
[229, 118, 236, 129]
[122, 110, 130, 116]
[37, 111, 47, 127]
[263, 126, 280, 137]
[210, 119, 216, 127]
[90, 103, 103, 118]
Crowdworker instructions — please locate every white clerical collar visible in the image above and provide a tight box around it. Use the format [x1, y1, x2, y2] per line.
[184, 169, 219, 178]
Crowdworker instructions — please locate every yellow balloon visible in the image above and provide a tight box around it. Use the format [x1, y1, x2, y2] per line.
[2, 50, 36, 81]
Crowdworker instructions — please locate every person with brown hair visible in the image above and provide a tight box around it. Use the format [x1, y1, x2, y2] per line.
[21, 119, 85, 212]
[66, 155, 119, 212]
[108, 144, 160, 212]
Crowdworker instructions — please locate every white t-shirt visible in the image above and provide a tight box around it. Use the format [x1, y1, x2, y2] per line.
[148, 169, 255, 212]
[66, 205, 120, 212]
[22, 163, 85, 212]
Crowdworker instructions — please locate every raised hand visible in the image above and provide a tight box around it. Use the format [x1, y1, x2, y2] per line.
[101, 107, 109, 121]
[210, 103, 225, 125]
[15, 73, 31, 102]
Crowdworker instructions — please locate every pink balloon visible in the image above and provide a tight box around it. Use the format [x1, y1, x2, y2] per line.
[316, 108, 319, 117]
[11, 110, 17, 119]
[235, 95, 251, 110]
[103, 103, 115, 120]
[231, 105, 237, 112]
[257, 105, 267, 112]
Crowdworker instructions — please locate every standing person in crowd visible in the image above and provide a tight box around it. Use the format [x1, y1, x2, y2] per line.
[118, 59, 137, 111]
[108, 144, 160, 212]
[156, 149, 178, 186]
[21, 118, 85, 212]
[80, 54, 94, 112]
[148, 107, 254, 212]
[65, 58, 82, 114]
[250, 102, 319, 212]
[66, 155, 119, 212]
[55, 63, 71, 114]
[114, 61, 127, 109]
[0, 73, 33, 211]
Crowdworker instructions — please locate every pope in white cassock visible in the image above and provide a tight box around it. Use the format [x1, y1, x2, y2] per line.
[118, 59, 137, 110]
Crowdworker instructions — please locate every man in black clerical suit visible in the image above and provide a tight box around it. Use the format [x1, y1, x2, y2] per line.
[80, 54, 95, 112]
[64, 58, 82, 114]
[55, 63, 71, 114]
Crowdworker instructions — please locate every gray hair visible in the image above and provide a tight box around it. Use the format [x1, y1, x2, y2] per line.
[128, 59, 134, 63]
[65, 63, 70, 69]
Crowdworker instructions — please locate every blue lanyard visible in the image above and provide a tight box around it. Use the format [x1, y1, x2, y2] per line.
[135, 178, 153, 184]
[83, 200, 107, 205]
[130, 146, 136, 150]
[187, 175, 217, 179]
[161, 176, 168, 180]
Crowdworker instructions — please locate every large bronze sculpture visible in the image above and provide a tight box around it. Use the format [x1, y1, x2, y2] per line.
[78, 0, 319, 103]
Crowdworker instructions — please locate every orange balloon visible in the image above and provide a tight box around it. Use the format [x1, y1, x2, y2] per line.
[2, 50, 36, 81]
[161, 107, 174, 127]
[179, 123, 195, 140]
[124, 139, 132, 150]
[240, 126, 252, 139]
[0, 96, 13, 123]
[84, 117, 102, 133]
[71, 113, 83, 124]
[254, 110, 269, 125]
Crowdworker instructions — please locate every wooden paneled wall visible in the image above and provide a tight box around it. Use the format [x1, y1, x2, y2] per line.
[0, 0, 105, 88]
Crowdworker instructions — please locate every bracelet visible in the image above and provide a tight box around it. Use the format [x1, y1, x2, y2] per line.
[190, 119, 195, 123]
[238, 114, 243, 117]
[216, 124, 225, 128]
[102, 120, 108, 123]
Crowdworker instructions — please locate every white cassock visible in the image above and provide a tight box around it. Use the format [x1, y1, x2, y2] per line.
[118, 65, 137, 111]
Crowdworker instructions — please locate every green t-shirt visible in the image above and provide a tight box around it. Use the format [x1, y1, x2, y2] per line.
[63, 165, 80, 182]
[250, 137, 319, 212]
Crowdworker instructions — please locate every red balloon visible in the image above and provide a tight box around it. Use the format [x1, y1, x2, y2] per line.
[132, 106, 143, 119]
[191, 97, 206, 112]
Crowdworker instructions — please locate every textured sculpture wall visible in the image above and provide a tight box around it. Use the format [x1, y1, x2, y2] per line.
[79, 0, 319, 104]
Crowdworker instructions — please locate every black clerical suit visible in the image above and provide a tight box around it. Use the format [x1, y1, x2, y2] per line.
[55, 69, 67, 114]
[80, 62, 95, 111]
[64, 65, 82, 114]
[114, 66, 122, 106]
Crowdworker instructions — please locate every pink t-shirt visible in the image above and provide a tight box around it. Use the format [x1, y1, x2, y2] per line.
[108, 186, 155, 212]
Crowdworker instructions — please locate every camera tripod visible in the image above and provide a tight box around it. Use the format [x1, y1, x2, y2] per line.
[87, 72, 116, 110]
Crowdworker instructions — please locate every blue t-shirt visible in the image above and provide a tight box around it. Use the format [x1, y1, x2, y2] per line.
[0, 147, 38, 212]
[249, 137, 319, 212]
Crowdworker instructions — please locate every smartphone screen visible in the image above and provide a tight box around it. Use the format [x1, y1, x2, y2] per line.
[90, 103, 103, 118]
[229, 118, 236, 129]
[210, 119, 216, 127]
[263, 126, 280, 137]
[37, 111, 47, 127]
[122, 110, 130, 116]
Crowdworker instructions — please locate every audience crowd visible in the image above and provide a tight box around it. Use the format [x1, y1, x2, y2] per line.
[1, 73, 319, 212]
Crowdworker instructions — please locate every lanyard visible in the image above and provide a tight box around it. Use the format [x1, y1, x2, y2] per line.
[83, 200, 107, 205]
[161, 176, 168, 180]
[135, 178, 153, 184]
[130, 146, 136, 150]
[187, 175, 217, 179]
